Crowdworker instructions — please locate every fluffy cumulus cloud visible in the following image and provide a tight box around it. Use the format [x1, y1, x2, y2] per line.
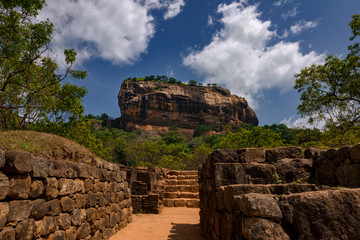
[39, 0, 185, 65]
[164, 0, 185, 20]
[183, 1, 323, 108]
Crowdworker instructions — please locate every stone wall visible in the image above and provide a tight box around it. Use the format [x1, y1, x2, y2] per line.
[199, 145, 360, 240]
[127, 167, 167, 214]
[0, 150, 132, 240]
[307, 145, 360, 187]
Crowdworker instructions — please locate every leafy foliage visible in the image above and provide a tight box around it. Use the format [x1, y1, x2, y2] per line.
[263, 124, 295, 145]
[219, 126, 285, 149]
[0, 0, 87, 129]
[295, 15, 360, 145]
[29, 111, 359, 168]
[188, 80, 197, 86]
[127, 75, 220, 87]
[193, 125, 212, 137]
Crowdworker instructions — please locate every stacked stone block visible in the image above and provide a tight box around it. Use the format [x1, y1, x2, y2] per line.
[199, 146, 360, 240]
[128, 167, 167, 214]
[163, 170, 199, 208]
[307, 144, 360, 187]
[0, 150, 132, 240]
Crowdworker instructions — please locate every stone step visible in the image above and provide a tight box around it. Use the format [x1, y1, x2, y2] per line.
[179, 171, 198, 176]
[164, 192, 199, 199]
[166, 175, 198, 180]
[163, 198, 199, 208]
[165, 179, 198, 186]
[168, 170, 198, 176]
[165, 185, 199, 193]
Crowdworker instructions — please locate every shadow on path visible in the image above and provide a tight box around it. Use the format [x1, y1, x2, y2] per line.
[168, 223, 203, 240]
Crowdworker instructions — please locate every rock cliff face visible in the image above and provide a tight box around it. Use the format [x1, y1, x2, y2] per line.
[118, 80, 258, 133]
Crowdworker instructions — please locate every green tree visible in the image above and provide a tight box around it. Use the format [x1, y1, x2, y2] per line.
[294, 15, 360, 144]
[185, 144, 213, 170]
[264, 124, 295, 145]
[219, 127, 284, 149]
[188, 80, 197, 86]
[160, 75, 168, 82]
[0, 0, 87, 129]
[161, 130, 185, 146]
[293, 128, 322, 147]
[168, 77, 177, 83]
[125, 138, 186, 170]
[193, 125, 212, 137]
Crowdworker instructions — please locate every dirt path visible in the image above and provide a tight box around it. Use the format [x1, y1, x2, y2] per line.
[110, 207, 203, 240]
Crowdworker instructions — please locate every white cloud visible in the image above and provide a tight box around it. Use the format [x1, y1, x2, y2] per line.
[39, 0, 185, 65]
[281, 7, 299, 19]
[164, 0, 185, 20]
[208, 16, 214, 26]
[290, 20, 319, 35]
[273, 0, 292, 7]
[281, 115, 326, 129]
[183, 2, 324, 108]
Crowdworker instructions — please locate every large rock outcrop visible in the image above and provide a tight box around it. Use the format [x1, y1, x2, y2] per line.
[118, 80, 258, 134]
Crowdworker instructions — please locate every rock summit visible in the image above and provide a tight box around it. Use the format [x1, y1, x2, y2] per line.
[118, 79, 258, 135]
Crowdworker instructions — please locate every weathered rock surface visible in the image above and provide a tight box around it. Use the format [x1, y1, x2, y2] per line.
[118, 80, 258, 133]
[0, 172, 9, 200]
[275, 158, 312, 183]
[0, 202, 9, 230]
[243, 217, 290, 240]
[0, 149, 5, 169]
[234, 193, 282, 221]
[244, 163, 276, 184]
[279, 189, 360, 240]
[266, 147, 303, 163]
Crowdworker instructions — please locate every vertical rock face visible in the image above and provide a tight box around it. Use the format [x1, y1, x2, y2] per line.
[118, 80, 258, 133]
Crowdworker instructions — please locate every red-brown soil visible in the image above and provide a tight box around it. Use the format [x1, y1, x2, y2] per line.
[110, 207, 202, 240]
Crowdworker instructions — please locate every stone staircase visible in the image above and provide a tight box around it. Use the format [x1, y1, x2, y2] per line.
[163, 170, 199, 208]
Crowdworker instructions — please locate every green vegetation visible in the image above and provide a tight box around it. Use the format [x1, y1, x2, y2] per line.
[0, 130, 97, 164]
[0, 0, 87, 129]
[219, 126, 285, 149]
[127, 75, 215, 87]
[272, 174, 283, 184]
[295, 15, 360, 146]
[30, 117, 348, 170]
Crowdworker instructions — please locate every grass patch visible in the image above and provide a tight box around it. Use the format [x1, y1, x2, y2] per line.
[0, 130, 100, 165]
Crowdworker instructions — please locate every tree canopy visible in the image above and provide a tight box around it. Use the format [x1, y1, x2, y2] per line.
[0, 0, 87, 129]
[294, 15, 360, 144]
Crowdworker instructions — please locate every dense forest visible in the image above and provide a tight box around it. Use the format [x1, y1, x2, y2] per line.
[24, 113, 359, 170]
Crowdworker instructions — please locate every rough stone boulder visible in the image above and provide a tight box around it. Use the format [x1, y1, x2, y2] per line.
[118, 80, 258, 134]
[275, 158, 313, 183]
[243, 218, 290, 240]
[279, 189, 360, 239]
[266, 147, 303, 163]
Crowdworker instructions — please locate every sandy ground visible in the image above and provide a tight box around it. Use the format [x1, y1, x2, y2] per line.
[110, 207, 203, 240]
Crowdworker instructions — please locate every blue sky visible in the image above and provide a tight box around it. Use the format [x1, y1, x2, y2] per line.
[40, 0, 360, 127]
